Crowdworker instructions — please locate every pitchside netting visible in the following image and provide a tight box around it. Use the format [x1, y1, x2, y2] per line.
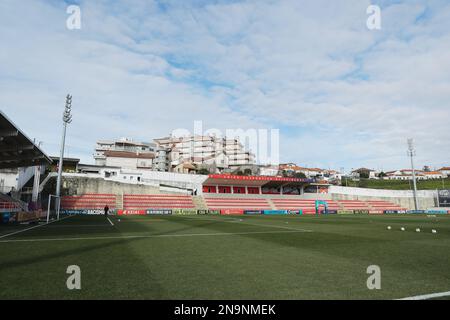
[46, 195, 61, 223]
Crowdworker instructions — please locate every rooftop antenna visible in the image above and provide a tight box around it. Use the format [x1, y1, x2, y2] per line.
[407, 138, 419, 210]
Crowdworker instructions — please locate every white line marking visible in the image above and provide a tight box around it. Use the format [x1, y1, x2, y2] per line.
[179, 216, 313, 232]
[0, 215, 73, 240]
[0, 229, 307, 243]
[397, 291, 450, 300]
[46, 224, 112, 228]
[107, 217, 114, 226]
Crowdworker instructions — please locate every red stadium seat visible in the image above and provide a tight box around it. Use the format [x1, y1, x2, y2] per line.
[123, 194, 195, 209]
[61, 194, 116, 210]
[204, 197, 271, 210]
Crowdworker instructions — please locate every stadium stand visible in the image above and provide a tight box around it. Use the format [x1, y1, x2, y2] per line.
[60, 192, 409, 213]
[61, 194, 116, 210]
[0, 193, 22, 212]
[338, 200, 371, 211]
[0, 111, 52, 169]
[271, 199, 340, 214]
[366, 200, 406, 211]
[0, 200, 21, 212]
[123, 194, 195, 209]
[204, 197, 272, 210]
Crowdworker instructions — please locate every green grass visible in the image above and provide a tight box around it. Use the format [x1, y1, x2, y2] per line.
[343, 178, 450, 190]
[0, 214, 449, 300]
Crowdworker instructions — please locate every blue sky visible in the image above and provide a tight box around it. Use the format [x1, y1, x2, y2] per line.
[0, 0, 449, 172]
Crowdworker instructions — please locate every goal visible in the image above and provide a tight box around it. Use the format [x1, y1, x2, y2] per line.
[46, 195, 61, 223]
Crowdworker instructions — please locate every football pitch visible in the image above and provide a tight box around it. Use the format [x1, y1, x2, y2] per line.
[0, 214, 449, 300]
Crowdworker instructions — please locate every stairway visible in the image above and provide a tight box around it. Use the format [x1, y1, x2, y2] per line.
[267, 198, 277, 210]
[365, 201, 375, 211]
[39, 172, 57, 193]
[115, 194, 124, 210]
[192, 196, 208, 210]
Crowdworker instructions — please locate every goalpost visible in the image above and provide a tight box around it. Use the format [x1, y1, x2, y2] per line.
[47, 194, 61, 223]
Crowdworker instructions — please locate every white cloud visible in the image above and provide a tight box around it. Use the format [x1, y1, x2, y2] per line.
[0, 0, 449, 171]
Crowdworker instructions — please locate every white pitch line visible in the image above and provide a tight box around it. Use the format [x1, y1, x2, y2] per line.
[0, 229, 307, 243]
[46, 224, 113, 228]
[0, 215, 73, 240]
[107, 217, 114, 226]
[179, 215, 313, 233]
[397, 291, 450, 300]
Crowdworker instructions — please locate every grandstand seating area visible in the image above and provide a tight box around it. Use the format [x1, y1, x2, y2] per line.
[59, 193, 408, 213]
[123, 194, 195, 209]
[366, 200, 406, 211]
[61, 194, 116, 210]
[203, 197, 405, 213]
[0, 193, 22, 212]
[338, 200, 373, 211]
[0, 200, 21, 211]
[204, 197, 272, 210]
[271, 199, 341, 214]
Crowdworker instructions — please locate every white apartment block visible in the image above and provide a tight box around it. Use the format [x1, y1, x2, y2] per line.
[153, 135, 255, 172]
[94, 138, 156, 166]
[102, 151, 154, 170]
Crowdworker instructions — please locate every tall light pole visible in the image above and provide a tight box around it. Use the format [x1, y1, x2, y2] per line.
[407, 138, 419, 210]
[55, 94, 73, 215]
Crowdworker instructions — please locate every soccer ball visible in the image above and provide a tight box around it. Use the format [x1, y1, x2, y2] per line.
[400, 227, 405, 231]
[387, 226, 391, 230]
[432, 229, 437, 234]
[416, 228, 420, 232]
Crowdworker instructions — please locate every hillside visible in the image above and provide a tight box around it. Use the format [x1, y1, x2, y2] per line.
[342, 178, 450, 190]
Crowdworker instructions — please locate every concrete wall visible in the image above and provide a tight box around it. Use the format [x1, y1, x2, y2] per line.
[0, 168, 19, 192]
[105, 157, 153, 170]
[106, 170, 207, 192]
[0, 167, 36, 192]
[59, 175, 160, 195]
[50, 171, 207, 195]
[329, 186, 437, 210]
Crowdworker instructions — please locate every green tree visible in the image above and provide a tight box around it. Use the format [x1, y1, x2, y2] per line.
[359, 171, 370, 179]
[197, 168, 210, 175]
[281, 170, 291, 177]
[293, 172, 307, 179]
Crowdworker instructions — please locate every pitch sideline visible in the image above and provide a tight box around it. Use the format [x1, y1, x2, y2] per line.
[397, 290, 450, 300]
[0, 215, 73, 240]
[0, 229, 309, 243]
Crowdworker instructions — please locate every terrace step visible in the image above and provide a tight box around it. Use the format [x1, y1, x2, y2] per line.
[116, 194, 123, 210]
[192, 195, 208, 210]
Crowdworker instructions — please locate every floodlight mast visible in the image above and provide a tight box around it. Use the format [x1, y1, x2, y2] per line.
[407, 138, 419, 211]
[55, 94, 73, 219]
